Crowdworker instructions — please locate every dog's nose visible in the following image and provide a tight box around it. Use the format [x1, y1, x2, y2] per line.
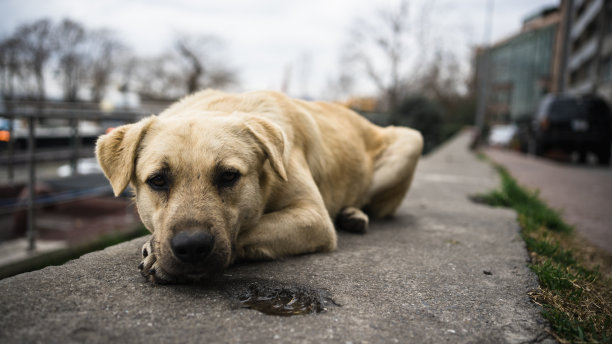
[170, 232, 214, 264]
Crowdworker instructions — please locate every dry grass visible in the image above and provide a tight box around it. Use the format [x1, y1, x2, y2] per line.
[524, 223, 612, 343]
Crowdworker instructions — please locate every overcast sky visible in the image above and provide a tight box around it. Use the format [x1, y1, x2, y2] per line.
[0, 0, 558, 99]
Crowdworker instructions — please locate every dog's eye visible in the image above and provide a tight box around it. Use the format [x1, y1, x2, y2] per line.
[147, 174, 169, 190]
[217, 170, 240, 187]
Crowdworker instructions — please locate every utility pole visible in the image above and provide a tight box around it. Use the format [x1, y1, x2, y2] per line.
[473, 0, 495, 148]
[557, 0, 573, 93]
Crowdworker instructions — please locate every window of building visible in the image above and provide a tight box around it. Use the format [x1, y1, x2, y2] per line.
[576, 2, 587, 19]
[602, 57, 612, 82]
[606, 1, 612, 33]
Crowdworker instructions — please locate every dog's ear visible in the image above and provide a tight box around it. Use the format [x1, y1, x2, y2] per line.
[96, 116, 157, 196]
[244, 116, 289, 181]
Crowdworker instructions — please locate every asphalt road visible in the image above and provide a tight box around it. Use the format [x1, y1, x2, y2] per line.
[485, 148, 612, 254]
[0, 130, 553, 344]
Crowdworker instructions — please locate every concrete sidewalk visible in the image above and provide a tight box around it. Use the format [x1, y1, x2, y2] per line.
[484, 148, 612, 255]
[0, 130, 552, 344]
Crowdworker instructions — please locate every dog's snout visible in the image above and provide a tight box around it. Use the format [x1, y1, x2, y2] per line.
[170, 232, 214, 264]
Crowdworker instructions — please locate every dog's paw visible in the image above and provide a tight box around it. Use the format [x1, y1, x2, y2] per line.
[138, 240, 178, 284]
[237, 244, 275, 261]
[336, 207, 369, 234]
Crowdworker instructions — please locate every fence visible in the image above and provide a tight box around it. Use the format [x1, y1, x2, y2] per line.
[0, 102, 150, 252]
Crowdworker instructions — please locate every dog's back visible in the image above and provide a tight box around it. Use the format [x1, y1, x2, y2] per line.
[97, 89, 422, 282]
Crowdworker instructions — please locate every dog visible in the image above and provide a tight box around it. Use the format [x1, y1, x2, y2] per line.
[96, 90, 423, 283]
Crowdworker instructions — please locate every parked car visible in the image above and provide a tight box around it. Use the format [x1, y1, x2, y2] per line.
[526, 94, 611, 165]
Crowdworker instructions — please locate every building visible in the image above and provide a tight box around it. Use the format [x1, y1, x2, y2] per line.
[475, 0, 612, 128]
[476, 7, 561, 124]
[563, 0, 612, 102]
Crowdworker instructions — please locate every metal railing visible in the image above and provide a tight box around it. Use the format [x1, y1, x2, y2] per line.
[0, 103, 150, 251]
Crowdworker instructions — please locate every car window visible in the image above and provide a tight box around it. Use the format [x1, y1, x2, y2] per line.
[582, 99, 611, 120]
[548, 99, 582, 120]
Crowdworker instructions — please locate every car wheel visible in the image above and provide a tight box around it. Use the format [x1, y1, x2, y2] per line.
[578, 150, 588, 164]
[529, 139, 544, 157]
[597, 144, 611, 166]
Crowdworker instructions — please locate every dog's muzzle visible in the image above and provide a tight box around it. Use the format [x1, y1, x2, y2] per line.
[170, 231, 215, 265]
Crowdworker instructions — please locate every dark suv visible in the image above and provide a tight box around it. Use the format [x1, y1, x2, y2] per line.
[528, 94, 611, 165]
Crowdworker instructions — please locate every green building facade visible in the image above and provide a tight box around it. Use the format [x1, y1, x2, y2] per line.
[486, 22, 558, 122]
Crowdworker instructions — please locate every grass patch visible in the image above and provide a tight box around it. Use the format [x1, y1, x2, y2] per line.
[473, 163, 612, 343]
[471, 167, 573, 234]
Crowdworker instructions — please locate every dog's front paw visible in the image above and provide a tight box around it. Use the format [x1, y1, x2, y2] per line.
[237, 244, 275, 260]
[336, 207, 369, 234]
[138, 240, 178, 284]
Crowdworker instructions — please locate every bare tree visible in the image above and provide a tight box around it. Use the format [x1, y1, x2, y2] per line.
[344, 0, 412, 111]
[86, 29, 124, 102]
[132, 34, 238, 100]
[2, 18, 241, 103]
[174, 34, 237, 94]
[416, 49, 464, 100]
[0, 37, 24, 100]
[175, 35, 205, 94]
[341, 0, 452, 111]
[12, 19, 55, 101]
[54, 19, 87, 102]
[115, 49, 138, 92]
[207, 67, 237, 90]
[133, 54, 184, 100]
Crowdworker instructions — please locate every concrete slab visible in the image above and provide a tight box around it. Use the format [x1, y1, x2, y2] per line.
[0, 130, 553, 343]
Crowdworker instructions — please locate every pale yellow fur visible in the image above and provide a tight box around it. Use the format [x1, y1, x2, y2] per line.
[96, 90, 423, 282]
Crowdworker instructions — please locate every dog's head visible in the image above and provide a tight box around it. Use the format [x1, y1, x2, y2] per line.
[96, 113, 288, 278]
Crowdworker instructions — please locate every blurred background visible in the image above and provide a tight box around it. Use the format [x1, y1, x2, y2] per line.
[0, 0, 610, 277]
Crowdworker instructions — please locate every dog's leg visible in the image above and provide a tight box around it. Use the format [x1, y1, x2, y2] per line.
[236, 153, 340, 260]
[236, 165, 337, 260]
[364, 127, 423, 219]
[236, 200, 337, 260]
[138, 238, 183, 284]
[336, 207, 369, 234]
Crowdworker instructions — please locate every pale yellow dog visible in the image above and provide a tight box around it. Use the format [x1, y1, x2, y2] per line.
[96, 90, 422, 283]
